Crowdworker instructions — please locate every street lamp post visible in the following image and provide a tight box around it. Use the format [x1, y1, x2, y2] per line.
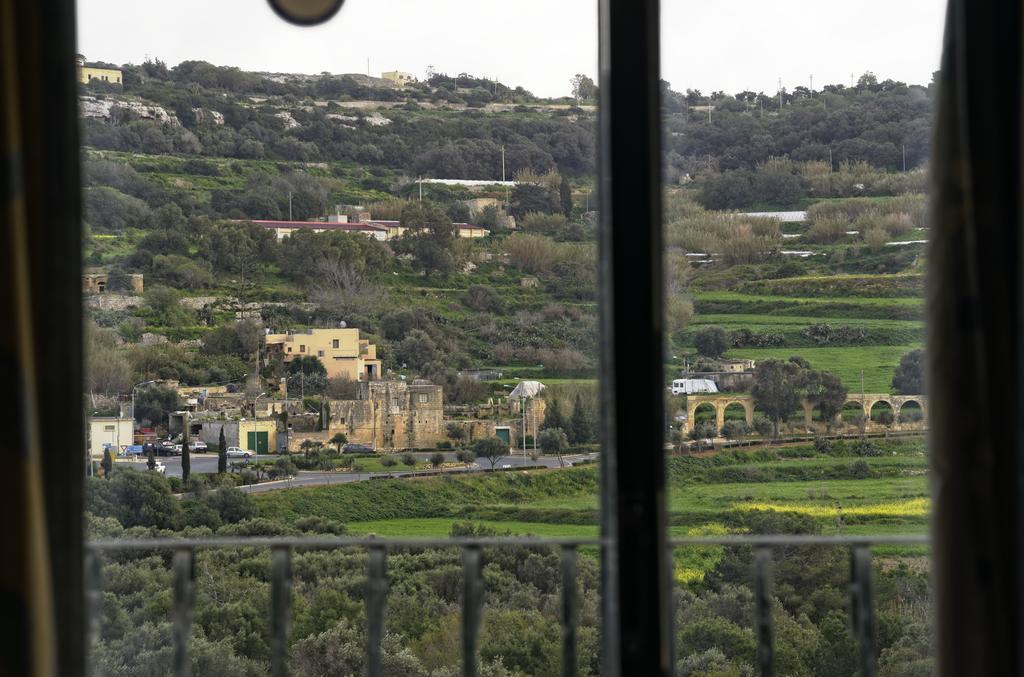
[251, 393, 267, 454]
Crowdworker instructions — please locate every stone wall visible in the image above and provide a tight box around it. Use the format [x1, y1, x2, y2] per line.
[327, 380, 446, 450]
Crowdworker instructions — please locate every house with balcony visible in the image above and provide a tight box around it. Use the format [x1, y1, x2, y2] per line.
[265, 327, 381, 381]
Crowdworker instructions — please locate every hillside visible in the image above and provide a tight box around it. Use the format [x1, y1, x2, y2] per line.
[82, 60, 928, 430]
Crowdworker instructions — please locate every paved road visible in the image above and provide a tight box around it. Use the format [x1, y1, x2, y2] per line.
[118, 451, 598, 491]
[118, 453, 277, 478]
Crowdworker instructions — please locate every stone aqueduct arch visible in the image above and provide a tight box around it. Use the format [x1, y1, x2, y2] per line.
[683, 393, 927, 433]
[684, 395, 754, 432]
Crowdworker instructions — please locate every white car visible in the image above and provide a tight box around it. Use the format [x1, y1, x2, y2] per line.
[189, 441, 208, 452]
[225, 447, 252, 458]
[500, 463, 512, 469]
[151, 461, 166, 474]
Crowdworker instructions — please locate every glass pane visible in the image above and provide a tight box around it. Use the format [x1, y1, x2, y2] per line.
[662, 1, 942, 673]
[79, 1, 601, 673]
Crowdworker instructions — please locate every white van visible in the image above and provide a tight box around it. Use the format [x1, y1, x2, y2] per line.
[670, 378, 718, 395]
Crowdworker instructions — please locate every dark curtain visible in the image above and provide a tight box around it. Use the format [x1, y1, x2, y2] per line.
[0, 0, 83, 675]
[928, 1, 1022, 674]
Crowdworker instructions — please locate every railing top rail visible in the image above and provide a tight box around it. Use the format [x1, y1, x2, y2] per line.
[85, 534, 929, 552]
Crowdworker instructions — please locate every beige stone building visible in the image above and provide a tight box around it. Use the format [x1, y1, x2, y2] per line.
[76, 55, 122, 85]
[87, 416, 134, 459]
[265, 328, 382, 381]
[329, 379, 444, 450]
[381, 71, 414, 87]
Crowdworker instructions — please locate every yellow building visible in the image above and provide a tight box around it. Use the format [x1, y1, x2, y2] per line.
[75, 54, 122, 85]
[87, 416, 134, 459]
[265, 328, 382, 381]
[382, 71, 414, 87]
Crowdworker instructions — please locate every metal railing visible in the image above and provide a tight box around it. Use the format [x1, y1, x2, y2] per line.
[85, 534, 929, 677]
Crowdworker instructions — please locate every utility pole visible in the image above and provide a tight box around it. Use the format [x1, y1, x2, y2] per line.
[501, 145, 506, 182]
[828, 147, 833, 172]
[778, 77, 783, 111]
[288, 191, 293, 221]
[809, 74, 813, 95]
[902, 144, 907, 172]
[707, 105, 712, 124]
[860, 369, 866, 436]
[418, 177, 423, 201]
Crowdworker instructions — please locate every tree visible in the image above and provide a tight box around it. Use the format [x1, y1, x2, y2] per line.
[751, 359, 803, 437]
[430, 452, 446, 469]
[380, 456, 398, 468]
[473, 436, 508, 469]
[802, 370, 848, 432]
[693, 326, 729, 359]
[541, 397, 568, 432]
[330, 432, 348, 454]
[510, 184, 560, 218]
[891, 349, 925, 394]
[181, 427, 191, 483]
[559, 176, 572, 217]
[396, 329, 440, 371]
[101, 448, 114, 478]
[133, 385, 182, 426]
[720, 420, 750, 440]
[218, 427, 228, 473]
[400, 453, 417, 468]
[537, 427, 569, 468]
[446, 423, 467, 442]
[569, 74, 596, 102]
[569, 393, 595, 444]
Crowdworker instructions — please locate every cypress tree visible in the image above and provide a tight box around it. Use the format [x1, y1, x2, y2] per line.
[101, 448, 113, 479]
[542, 397, 568, 432]
[218, 427, 227, 473]
[181, 427, 191, 483]
[559, 175, 573, 217]
[570, 393, 595, 444]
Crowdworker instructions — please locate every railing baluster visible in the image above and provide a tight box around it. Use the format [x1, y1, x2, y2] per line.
[84, 548, 102, 649]
[849, 546, 876, 677]
[754, 547, 774, 677]
[366, 546, 388, 677]
[560, 546, 578, 677]
[172, 548, 195, 677]
[462, 545, 484, 677]
[270, 546, 292, 677]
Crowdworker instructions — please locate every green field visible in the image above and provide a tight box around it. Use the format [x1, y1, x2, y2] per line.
[255, 438, 930, 582]
[725, 344, 922, 391]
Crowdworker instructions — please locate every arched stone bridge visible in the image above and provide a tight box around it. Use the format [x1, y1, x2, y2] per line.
[683, 393, 928, 433]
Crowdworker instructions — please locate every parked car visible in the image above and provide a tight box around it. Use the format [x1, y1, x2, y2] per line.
[151, 461, 166, 475]
[343, 443, 374, 454]
[189, 440, 208, 452]
[500, 463, 512, 469]
[157, 441, 181, 456]
[225, 447, 252, 459]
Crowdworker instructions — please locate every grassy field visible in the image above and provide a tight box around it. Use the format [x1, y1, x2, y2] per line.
[725, 344, 923, 391]
[255, 438, 930, 581]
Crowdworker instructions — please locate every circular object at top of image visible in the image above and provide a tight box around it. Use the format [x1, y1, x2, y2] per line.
[267, 0, 344, 26]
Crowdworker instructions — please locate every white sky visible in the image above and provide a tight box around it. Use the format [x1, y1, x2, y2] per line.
[77, 0, 946, 98]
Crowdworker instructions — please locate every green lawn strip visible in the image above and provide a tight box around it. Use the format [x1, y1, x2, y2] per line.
[690, 314, 924, 331]
[696, 290, 923, 307]
[252, 466, 599, 523]
[725, 344, 922, 391]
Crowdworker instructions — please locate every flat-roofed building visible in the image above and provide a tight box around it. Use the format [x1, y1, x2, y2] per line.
[265, 327, 382, 381]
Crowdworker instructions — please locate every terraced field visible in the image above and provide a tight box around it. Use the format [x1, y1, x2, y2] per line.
[254, 437, 930, 579]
